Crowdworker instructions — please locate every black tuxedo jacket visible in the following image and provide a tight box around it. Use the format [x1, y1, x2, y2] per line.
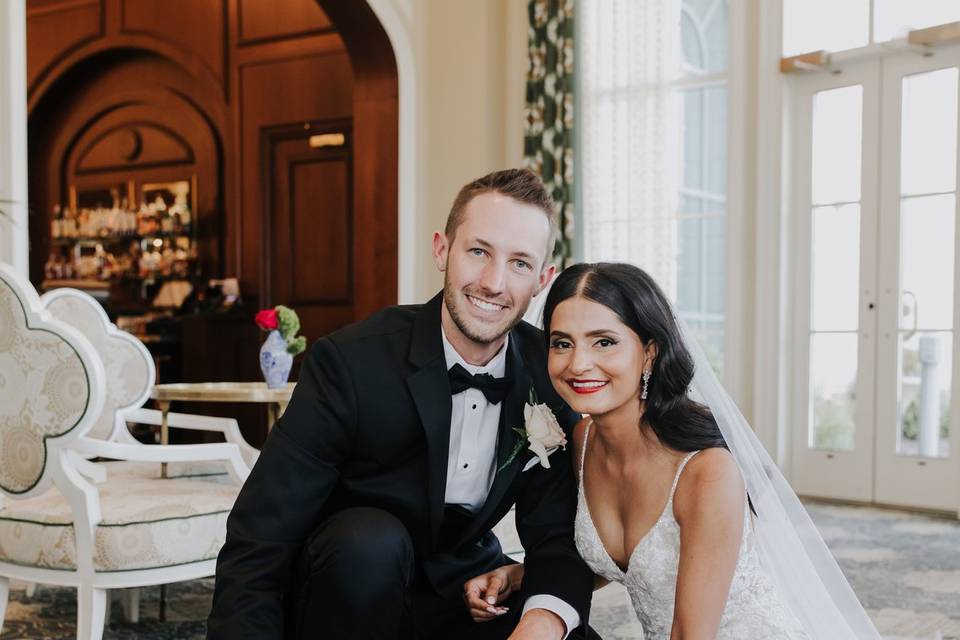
[207, 293, 594, 638]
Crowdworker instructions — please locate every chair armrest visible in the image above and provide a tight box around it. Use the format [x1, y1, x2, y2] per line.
[71, 437, 250, 484]
[124, 407, 260, 467]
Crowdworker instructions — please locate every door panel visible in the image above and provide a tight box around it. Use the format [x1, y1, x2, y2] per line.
[874, 48, 960, 512]
[790, 61, 880, 503]
[263, 122, 355, 360]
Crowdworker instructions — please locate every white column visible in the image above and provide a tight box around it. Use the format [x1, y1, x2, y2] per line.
[0, 1, 28, 275]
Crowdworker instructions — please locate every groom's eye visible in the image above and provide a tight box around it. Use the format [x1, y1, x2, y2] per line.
[470, 248, 485, 257]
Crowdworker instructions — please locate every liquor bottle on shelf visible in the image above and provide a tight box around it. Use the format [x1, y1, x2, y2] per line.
[50, 204, 62, 239]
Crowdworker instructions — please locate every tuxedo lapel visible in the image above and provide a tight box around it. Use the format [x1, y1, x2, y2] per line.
[459, 329, 531, 542]
[405, 294, 451, 546]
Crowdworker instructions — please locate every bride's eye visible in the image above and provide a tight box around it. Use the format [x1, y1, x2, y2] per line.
[595, 338, 616, 348]
[550, 339, 572, 350]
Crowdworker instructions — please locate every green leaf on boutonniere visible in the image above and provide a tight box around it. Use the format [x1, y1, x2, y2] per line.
[498, 427, 528, 473]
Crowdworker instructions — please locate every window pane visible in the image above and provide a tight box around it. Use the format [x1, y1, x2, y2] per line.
[681, 0, 727, 75]
[705, 215, 724, 314]
[677, 217, 702, 312]
[683, 89, 704, 189]
[875, 0, 960, 42]
[898, 332, 952, 458]
[681, 12, 704, 71]
[812, 85, 863, 206]
[704, 86, 727, 195]
[901, 67, 958, 197]
[782, 0, 869, 57]
[812, 205, 860, 332]
[684, 320, 724, 379]
[810, 332, 858, 451]
[900, 194, 956, 331]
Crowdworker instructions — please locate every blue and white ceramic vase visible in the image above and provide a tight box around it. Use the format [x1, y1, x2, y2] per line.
[260, 329, 292, 389]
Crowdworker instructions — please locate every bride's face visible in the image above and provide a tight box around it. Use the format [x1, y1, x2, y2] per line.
[547, 296, 652, 418]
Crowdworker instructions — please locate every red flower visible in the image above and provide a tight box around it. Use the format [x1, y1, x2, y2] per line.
[255, 309, 279, 331]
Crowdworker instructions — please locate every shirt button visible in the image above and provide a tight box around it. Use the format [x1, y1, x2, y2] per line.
[463, 463, 469, 469]
[472, 404, 477, 410]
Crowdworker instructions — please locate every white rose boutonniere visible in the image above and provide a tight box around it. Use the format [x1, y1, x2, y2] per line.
[499, 387, 568, 471]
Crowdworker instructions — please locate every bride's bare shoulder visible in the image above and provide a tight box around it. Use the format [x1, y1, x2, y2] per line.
[673, 447, 746, 523]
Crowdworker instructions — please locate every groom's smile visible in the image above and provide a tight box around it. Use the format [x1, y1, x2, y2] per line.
[465, 294, 507, 313]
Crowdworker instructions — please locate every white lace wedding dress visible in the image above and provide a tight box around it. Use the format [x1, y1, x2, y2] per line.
[574, 422, 810, 639]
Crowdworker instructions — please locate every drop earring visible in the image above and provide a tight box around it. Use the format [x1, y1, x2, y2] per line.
[641, 369, 651, 400]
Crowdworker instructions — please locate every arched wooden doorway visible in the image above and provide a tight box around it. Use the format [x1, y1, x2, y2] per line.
[26, 0, 398, 340]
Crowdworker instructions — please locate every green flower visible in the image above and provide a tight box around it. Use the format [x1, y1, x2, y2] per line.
[275, 305, 306, 355]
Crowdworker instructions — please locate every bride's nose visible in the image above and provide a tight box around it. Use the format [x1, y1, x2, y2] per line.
[568, 346, 594, 375]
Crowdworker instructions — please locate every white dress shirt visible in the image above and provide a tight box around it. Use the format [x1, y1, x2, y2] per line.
[440, 329, 580, 637]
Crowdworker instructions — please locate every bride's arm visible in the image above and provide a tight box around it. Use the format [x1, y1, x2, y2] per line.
[669, 448, 746, 640]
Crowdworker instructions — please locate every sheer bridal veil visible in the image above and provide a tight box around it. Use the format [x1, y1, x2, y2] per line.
[677, 318, 881, 639]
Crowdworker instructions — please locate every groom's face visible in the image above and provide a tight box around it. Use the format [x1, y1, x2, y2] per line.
[433, 192, 555, 347]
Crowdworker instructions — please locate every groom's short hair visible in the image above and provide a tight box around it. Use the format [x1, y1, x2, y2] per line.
[445, 168, 558, 261]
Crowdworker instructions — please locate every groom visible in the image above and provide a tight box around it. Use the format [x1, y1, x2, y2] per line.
[207, 168, 595, 639]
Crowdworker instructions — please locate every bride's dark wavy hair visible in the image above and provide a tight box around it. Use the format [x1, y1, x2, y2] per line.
[542, 262, 727, 453]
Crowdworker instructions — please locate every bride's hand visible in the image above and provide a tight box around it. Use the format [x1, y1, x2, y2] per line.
[463, 562, 525, 622]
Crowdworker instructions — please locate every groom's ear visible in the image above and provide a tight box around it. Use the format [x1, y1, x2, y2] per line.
[536, 262, 556, 294]
[432, 231, 449, 272]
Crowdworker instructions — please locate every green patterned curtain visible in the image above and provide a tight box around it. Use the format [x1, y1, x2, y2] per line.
[524, 0, 576, 265]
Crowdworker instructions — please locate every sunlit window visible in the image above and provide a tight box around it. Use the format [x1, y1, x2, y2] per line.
[580, 0, 728, 376]
[783, 0, 960, 56]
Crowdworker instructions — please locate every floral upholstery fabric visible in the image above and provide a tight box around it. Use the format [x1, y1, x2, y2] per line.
[44, 293, 152, 441]
[0, 462, 238, 572]
[0, 277, 91, 495]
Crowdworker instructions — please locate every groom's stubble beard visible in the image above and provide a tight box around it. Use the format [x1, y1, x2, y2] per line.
[442, 268, 531, 346]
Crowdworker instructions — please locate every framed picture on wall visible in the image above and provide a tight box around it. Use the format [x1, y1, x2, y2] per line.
[140, 176, 196, 213]
[69, 180, 136, 212]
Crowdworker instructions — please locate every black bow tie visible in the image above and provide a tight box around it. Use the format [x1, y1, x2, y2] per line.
[448, 363, 512, 405]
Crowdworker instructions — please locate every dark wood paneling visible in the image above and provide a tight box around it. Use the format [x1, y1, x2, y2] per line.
[263, 124, 354, 344]
[316, 0, 399, 316]
[262, 121, 356, 348]
[27, 0, 399, 418]
[237, 0, 333, 46]
[239, 52, 353, 297]
[120, 0, 227, 89]
[290, 159, 350, 302]
[77, 123, 193, 173]
[26, 0, 102, 92]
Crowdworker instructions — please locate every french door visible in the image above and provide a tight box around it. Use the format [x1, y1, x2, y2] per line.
[791, 45, 960, 513]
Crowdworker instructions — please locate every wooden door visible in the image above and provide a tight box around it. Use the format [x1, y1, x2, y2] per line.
[263, 121, 355, 364]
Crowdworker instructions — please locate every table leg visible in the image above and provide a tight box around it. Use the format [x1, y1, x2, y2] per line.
[267, 400, 289, 432]
[267, 403, 278, 432]
[157, 400, 171, 478]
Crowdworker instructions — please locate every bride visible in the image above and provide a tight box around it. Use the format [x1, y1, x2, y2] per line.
[465, 262, 880, 639]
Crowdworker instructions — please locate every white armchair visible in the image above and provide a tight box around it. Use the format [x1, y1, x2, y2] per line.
[41, 287, 259, 468]
[0, 263, 251, 640]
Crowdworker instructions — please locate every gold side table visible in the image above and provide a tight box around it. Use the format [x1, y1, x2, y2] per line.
[149, 382, 296, 477]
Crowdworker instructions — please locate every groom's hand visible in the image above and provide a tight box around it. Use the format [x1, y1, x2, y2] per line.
[508, 608, 566, 639]
[463, 563, 523, 622]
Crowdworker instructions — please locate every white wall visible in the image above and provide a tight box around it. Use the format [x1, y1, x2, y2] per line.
[370, 0, 528, 303]
[0, 0, 28, 275]
[412, 0, 529, 300]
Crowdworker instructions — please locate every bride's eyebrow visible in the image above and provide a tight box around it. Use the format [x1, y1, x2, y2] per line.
[585, 329, 621, 338]
[549, 329, 621, 338]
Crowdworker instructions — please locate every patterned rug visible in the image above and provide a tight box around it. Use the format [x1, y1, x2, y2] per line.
[1, 501, 957, 639]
